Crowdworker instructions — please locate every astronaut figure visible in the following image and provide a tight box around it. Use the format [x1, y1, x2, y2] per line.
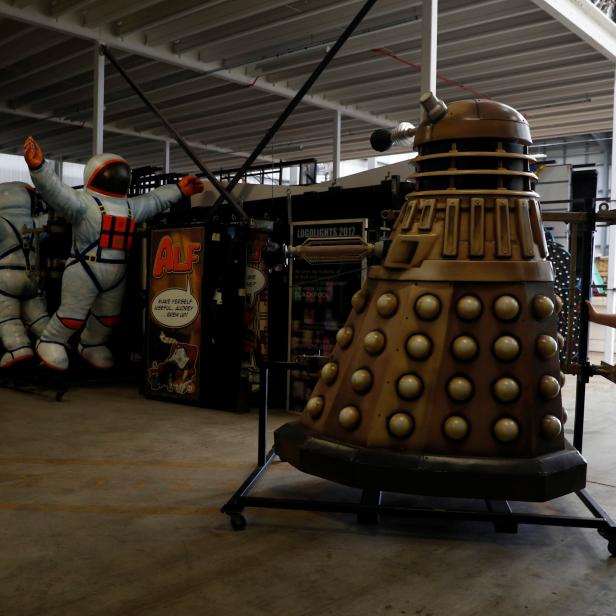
[24, 136, 204, 371]
[0, 181, 49, 367]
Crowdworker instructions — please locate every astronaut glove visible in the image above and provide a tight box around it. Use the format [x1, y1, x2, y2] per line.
[24, 136, 44, 171]
[178, 175, 205, 198]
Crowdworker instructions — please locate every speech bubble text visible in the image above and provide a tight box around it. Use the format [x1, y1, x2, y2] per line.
[151, 280, 199, 329]
[246, 266, 266, 296]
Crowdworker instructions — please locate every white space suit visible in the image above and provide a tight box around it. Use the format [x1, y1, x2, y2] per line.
[30, 153, 187, 371]
[0, 182, 49, 367]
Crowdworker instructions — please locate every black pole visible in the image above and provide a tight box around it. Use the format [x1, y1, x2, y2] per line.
[258, 365, 269, 467]
[213, 0, 380, 205]
[100, 45, 248, 220]
[573, 198, 595, 452]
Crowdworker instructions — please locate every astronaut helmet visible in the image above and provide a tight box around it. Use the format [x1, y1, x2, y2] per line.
[84, 153, 131, 198]
[0, 181, 44, 217]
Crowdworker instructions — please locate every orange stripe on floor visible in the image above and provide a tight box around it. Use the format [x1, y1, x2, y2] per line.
[0, 502, 222, 516]
[0, 502, 315, 520]
[0, 457, 295, 477]
[0, 457, 262, 470]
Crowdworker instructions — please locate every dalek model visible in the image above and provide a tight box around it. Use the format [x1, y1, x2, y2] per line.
[274, 94, 586, 502]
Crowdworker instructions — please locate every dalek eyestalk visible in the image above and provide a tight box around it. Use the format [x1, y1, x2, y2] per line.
[370, 92, 448, 153]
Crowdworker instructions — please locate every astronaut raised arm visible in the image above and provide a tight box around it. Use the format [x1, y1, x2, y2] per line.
[24, 136, 87, 224]
[130, 175, 204, 223]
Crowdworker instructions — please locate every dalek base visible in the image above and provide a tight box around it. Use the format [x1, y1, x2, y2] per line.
[274, 422, 587, 503]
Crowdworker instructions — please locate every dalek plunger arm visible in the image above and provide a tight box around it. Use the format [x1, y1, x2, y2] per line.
[288, 236, 383, 265]
[263, 237, 385, 269]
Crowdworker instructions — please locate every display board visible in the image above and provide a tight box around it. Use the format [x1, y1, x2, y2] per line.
[288, 219, 366, 410]
[241, 230, 270, 398]
[144, 226, 204, 402]
[536, 164, 571, 247]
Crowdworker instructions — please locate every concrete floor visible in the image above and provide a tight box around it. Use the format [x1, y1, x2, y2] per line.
[0, 372, 614, 616]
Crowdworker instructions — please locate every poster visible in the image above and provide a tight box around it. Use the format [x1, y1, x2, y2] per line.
[241, 231, 270, 393]
[144, 226, 204, 402]
[288, 219, 366, 410]
[244, 231, 269, 365]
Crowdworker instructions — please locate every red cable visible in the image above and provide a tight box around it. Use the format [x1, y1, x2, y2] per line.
[371, 47, 492, 100]
[246, 75, 261, 88]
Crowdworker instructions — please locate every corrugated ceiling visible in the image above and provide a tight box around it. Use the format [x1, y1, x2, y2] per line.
[0, 0, 613, 174]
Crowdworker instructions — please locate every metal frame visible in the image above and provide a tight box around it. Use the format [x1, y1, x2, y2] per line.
[101, 45, 247, 220]
[215, 158, 318, 187]
[1, 0, 615, 168]
[212, 0, 381, 206]
[0, 1, 397, 128]
[222, 208, 616, 556]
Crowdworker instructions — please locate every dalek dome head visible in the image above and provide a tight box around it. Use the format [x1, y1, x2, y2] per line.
[411, 96, 536, 194]
[414, 98, 532, 147]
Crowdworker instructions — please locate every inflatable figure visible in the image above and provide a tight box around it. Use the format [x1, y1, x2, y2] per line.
[0, 181, 49, 367]
[24, 136, 204, 371]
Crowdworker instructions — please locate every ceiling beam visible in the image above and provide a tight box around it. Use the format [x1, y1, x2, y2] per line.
[0, 103, 273, 162]
[0, 0, 399, 127]
[115, 0, 225, 37]
[531, 0, 616, 62]
[144, 0, 305, 48]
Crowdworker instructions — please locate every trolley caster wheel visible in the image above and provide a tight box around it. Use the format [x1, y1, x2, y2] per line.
[230, 513, 246, 531]
[608, 539, 616, 557]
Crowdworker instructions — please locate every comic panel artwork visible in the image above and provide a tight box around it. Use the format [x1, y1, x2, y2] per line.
[145, 227, 204, 401]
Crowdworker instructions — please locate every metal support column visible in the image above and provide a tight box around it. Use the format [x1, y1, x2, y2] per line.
[333, 110, 341, 181]
[163, 141, 170, 174]
[605, 67, 616, 363]
[600, 143, 610, 254]
[53, 157, 63, 181]
[420, 0, 438, 117]
[573, 198, 596, 453]
[93, 44, 104, 155]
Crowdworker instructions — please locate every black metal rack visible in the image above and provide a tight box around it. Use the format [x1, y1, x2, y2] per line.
[215, 158, 318, 187]
[222, 202, 616, 556]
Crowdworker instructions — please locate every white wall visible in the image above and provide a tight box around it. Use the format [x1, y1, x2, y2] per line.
[0, 152, 85, 187]
[0, 153, 33, 184]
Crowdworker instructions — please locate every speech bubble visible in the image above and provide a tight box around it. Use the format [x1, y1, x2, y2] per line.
[151, 279, 199, 329]
[246, 266, 266, 296]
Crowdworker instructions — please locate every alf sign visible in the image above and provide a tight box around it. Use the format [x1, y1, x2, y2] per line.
[145, 226, 205, 402]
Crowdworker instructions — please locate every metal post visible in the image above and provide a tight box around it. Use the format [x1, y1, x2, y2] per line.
[604, 66, 616, 363]
[573, 198, 595, 453]
[93, 44, 105, 155]
[258, 365, 269, 467]
[420, 0, 438, 118]
[100, 45, 245, 218]
[600, 144, 609, 254]
[214, 0, 379, 203]
[332, 110, 341, 181]
[163, 141, 170, 174]
[53, 157, 63, 181]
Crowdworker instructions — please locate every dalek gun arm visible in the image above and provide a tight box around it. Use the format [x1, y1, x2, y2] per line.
[288, 236, 383, 265]
[370, 92, 448, 153]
